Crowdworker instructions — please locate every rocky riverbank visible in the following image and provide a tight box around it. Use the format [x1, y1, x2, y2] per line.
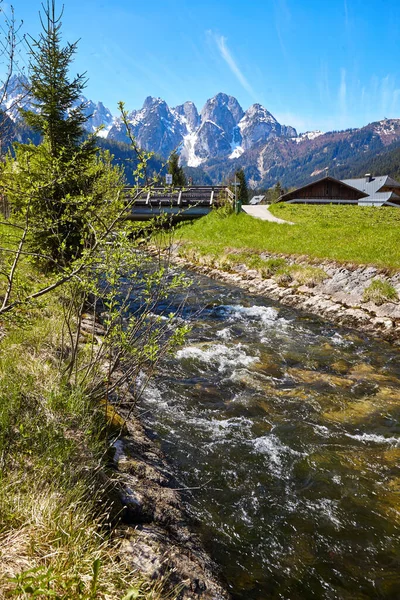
[171, 250, 400, 343]
[109, 410, 230, 600]
[79, 313, 230, 599]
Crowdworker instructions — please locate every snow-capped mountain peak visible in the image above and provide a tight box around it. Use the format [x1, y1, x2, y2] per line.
[172, 101, 200, 134]
[2, 76, 299, 171]
[1, 74, 114, 134]
[236, 103, 296, 151]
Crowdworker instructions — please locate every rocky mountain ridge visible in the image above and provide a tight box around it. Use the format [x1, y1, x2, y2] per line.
[198, 117, 400, 189]
[3, 74, 400, 188]
[3, 74, 114, 136]
[2, 77, 298, 166]
[106, 92, 298, 166]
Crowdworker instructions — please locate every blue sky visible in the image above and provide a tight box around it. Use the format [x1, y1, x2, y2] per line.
[6, 0, 400, 132]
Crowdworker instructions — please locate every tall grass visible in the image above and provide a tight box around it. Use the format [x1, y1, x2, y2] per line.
[0, 275, 171, 598]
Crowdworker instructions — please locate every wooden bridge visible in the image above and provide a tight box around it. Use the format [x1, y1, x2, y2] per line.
[125, 185, 233, 222]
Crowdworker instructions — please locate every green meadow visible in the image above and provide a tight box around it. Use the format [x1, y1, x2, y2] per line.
[176, 204, 400, 269]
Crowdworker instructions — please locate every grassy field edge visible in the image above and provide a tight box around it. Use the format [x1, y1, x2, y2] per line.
[174, 205, 400, 270]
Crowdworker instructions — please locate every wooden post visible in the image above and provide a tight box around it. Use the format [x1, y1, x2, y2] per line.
[0, 194, 9, 219]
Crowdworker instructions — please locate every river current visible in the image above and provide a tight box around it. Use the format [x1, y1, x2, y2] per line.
[139, 269, 400, 599]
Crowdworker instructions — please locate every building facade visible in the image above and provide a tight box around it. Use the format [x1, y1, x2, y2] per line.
[278, 174, 400, 207]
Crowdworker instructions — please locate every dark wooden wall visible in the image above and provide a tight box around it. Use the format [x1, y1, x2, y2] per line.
[283, 178, 362, 202]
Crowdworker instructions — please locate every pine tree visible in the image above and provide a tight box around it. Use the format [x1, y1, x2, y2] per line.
[275, 181, 283, 198]
[14, 0, 101, 267]
[21, 1, 95, 159]
[236, 168, 249, 205]
[269, 181, 284, 203]
[168, 150, 186, 186]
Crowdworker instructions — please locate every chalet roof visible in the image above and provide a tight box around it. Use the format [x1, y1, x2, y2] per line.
[277, 194, 400, 206]
[341, 175, 399, 194]
[357, 191, 400, 205]
[249, 195, 265, 205]
[278, 176, 368, 202]
[384, 176, 400, 189]
[278, 174, 400, 207]
[341, 175, 400, 205]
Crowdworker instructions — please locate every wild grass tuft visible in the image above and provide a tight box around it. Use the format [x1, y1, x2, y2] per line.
[176, 235, 329, 289]
[362, 279, 399, 305]
[272, 264, 327, 288]
[288, 266, 328, 287]
[259, 258, 288, 278]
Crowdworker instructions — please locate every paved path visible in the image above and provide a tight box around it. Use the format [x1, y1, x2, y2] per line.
[242, 205, 294, 224]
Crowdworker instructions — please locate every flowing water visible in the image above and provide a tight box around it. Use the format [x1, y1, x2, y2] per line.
[139, 270, 400, 599]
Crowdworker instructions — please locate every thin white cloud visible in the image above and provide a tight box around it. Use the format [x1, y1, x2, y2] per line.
[392, 88, 400, 112]
[346, 72, 400, 125]
[317, 61, 331, 104]
[276, 0, 291, 21]
[280, 69, 400, 133]
[213, 33, 257, 100]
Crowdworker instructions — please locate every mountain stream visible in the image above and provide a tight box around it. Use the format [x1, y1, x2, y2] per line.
[138, 269, 400, 599]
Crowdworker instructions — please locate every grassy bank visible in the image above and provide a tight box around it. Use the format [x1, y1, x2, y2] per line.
[0, 228, 169, 599]
[175, 205, 400, 269]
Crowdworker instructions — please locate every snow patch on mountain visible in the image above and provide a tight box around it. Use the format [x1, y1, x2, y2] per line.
[372, 119, 400, 138]
[293, 130, 324, 143]
[229, 144, 244, 159]
[240, 104, 278, 126]
[172, 101, 200, 134]
[2, 74, 34, 121]
[96, 123, 115, 139]
[1, 75, 115, 135]
[181, 131, 205, 167]
[2, 77, 303, 172]
[237, 104, 292, 151]
[229, 125, 244, 159]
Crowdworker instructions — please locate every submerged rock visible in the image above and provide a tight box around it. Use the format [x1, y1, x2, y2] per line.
[287, 367, 353, 390]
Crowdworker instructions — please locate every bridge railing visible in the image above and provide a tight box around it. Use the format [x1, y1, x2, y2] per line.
[124, 185, 233, 208]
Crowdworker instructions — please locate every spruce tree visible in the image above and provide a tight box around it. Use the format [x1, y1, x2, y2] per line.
[236, 168, 249, 205]
[270, 181, 284, 203]
[168, 150, 186, 186]
[16, 0, 99, 267]
[21, 0, 94, 159]
[275, 181, 283, 198]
